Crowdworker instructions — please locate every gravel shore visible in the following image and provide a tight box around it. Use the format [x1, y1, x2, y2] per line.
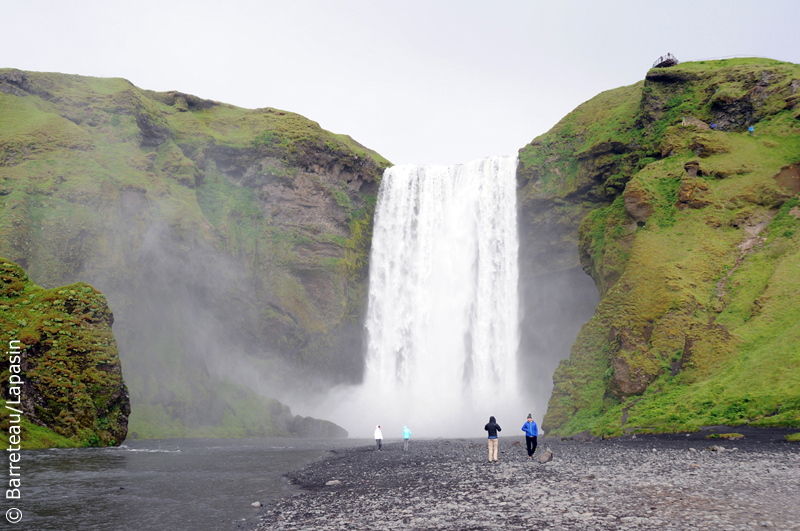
[248, 428, 800, 530]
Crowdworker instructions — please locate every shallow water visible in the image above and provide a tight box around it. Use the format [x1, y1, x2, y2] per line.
[17, 437, 368, 530]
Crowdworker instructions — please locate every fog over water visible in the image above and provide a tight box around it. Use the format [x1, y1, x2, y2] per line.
[319, 156, 523, 437]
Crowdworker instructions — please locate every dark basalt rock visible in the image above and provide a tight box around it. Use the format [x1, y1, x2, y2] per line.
[270, 402, 348, 439]
[288, 416, 348, 439]
[135, 109, 172, 147]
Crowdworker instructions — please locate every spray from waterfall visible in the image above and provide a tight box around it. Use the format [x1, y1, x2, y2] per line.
[322, 156, 522, 437]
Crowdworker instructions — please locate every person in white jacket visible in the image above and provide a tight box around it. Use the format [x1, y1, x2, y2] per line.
[374, 425, 383, 451]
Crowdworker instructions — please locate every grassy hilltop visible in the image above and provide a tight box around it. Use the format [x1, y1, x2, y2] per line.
[0, 69, 388, 439]
[517, 58, 800, 436]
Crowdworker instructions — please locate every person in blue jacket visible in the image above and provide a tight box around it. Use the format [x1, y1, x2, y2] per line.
[402, 426, 411, 451]
[521, 414, 538, 459]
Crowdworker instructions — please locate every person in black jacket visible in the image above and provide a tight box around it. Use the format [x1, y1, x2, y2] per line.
[484, 416, 501, 462]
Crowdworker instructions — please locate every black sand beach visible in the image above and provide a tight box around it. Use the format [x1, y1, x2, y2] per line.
[246, 428, 800, 530]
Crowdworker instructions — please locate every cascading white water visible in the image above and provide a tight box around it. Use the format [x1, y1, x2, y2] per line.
[356, 155, 520, 436]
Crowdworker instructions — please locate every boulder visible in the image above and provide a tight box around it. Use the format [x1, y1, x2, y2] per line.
[678, 176, 712, 210]
[610, 353, 657, 397]
[270, 402, 348, 439]
[538, 448, 554, 463]
[623, 182, 654, 224]
[684, 161, 702, 177]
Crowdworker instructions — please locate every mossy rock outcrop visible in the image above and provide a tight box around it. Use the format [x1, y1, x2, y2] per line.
[517, 58, 800, 437]
[0, 69, 389, 438]
[0, 258, 129, 448]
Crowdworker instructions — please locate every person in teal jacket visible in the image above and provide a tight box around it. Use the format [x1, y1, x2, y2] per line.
[402, 426, 412, 451]
[521, 414, 538, 459]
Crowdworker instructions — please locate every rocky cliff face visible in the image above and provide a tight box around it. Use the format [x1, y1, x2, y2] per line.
[0, 69, 388, 438]
[0, 258, 129, 447]
[517, 58, 800, 436]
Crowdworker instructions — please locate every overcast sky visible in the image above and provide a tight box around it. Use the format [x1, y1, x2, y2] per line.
[5, 0, 800, 165]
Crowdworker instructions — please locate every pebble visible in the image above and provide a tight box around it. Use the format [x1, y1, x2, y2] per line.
[249, 435, 800, 530]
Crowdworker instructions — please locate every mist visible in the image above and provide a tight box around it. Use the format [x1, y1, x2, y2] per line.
[2, 69, 600, 439]
[15, 150, 600, 441]
[297, 156, 600, 439]
[301, 157, 525, 438]
[517, 266, 600, 422]
[19, 176, 363, 437]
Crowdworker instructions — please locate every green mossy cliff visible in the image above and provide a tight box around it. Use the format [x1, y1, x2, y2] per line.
[517, 58, 800, 436]
[0, 69, 388, 438]
[0, 258, 129, 448]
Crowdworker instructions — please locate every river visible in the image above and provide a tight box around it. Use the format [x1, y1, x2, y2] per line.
[18, 437, 368, 530]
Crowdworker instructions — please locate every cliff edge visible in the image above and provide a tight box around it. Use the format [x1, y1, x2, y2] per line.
[0, 69, 388, 438]
[517, 58, 800, 436]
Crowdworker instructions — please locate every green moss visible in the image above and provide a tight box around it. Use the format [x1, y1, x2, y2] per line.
[0, 407, 82, 449]
[786, 433, 800, 442]
[128, 379, 279, 439]
[0, 68, 389, 439]
[579, 196, 632, 294]
[706, 432, 744, 440]
[711, 84, 747, 106]
[537, 58, 800, 437]
[331, 187, 353, 211]
[0, 258, 129, 448]
[519, 82, 644, 180]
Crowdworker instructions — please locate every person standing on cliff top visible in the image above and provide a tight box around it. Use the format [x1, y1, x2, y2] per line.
[402, 425, 412, 451]
[374, 425, 383, 451]
[484, 416, 501, 462]
[521, 414, 538, 459]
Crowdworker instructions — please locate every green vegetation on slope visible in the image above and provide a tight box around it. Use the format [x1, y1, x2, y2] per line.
[0, 258, 129, 448]
[518, 58, 800, 436]
[0, 69, 389, 439]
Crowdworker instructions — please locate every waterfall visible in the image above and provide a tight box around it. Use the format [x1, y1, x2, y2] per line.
[359, 155, 520, 436]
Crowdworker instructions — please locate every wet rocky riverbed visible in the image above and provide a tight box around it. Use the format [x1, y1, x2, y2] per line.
[247, 428, 800, 530]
